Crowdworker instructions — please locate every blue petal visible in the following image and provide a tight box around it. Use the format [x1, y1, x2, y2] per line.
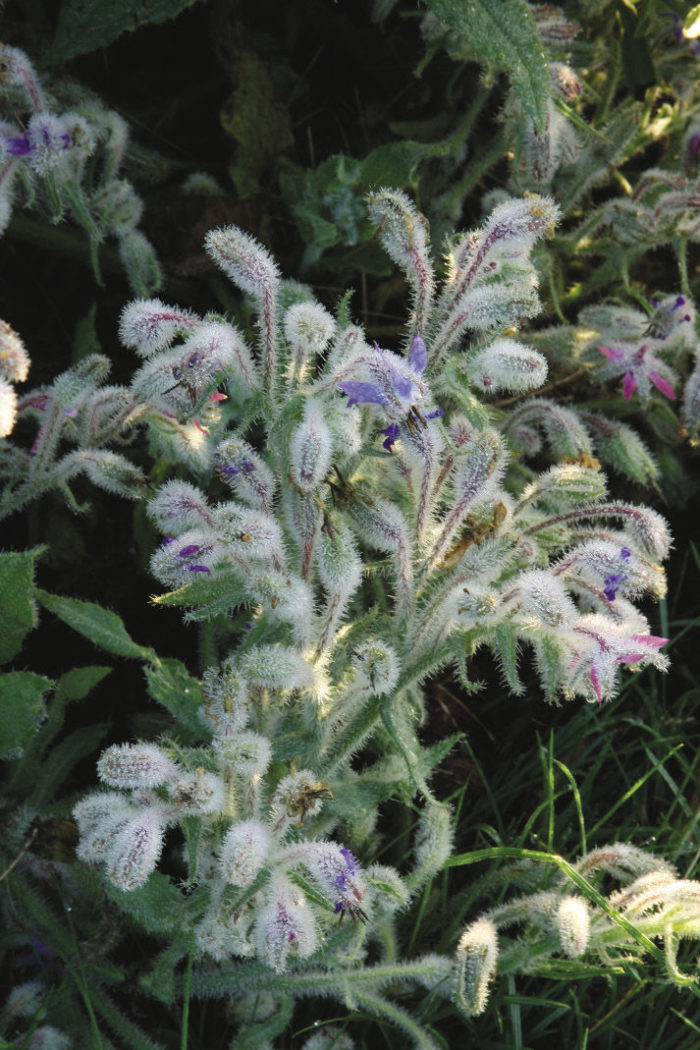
[409, 334, 427, 375]
[338, 380, 390, 408]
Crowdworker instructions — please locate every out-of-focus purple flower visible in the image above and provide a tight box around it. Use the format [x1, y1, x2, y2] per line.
[596, 343, 677, 402]
[603, 572, 627, 601]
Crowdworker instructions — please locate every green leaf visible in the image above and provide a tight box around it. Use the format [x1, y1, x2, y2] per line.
[36, 589, 156, 661]
[684, 4, 700, 37]
[0, 671, 53, 759]
[0, 547, 45, 663]
[152, 570, 249, 620]
[28, 723, 110, 809]
[47, 0, 204, 63]
[424, 0, 550, 132]
[143, 657, 205, 740]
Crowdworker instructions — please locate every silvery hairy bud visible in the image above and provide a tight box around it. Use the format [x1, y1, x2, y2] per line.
[0, 319, 30, 382]
[284, 302, 336, 383]
[97, 742, 180, 789]
[353, 639, 399, 697]
[104, 809, 166, 891]
[216, 436, 276, 513]
[366, 188, 434, 334]
[148, 479, 216, 533]
[118, 229, 162, 298]
[119, 298, 200, 357]
[556, 897, 590, 957]
[200, 659, 252, 735]
[454, 918, 498, 1017]
[316, 519, 363, 651]
[0, 378, 18, 437]
[289, 399, 333, 493]
[411, 804, 454, 888]
[255, 874, 318, 972]
[240, 645, 314, 692]
[466, 338, 547, 394]
[219, 819, 271, 886]
[170, 769, 227, 814]
[205, 225, 280, 397]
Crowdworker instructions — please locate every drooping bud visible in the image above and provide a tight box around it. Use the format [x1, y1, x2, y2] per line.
[204, 225, 280, 397]
[118, 229, 162, 297]
[284, 302, 336, 383]
[147, 480, 216, 534]
[215, 436, 276, 513]
[269, 768, 328, 831]
[178, 321, 258, 397]
[412, 804, 454, 888]
[506, 399, 593, 460]
[219, 819, 271, 886]
[255, 875, 318, 973]
[97, 743, 180, 790]
[240, 645, 314, 692]
[0, 319, 30, 382]
[119, 298, 200, 357]
[149, 529, 222, 587]
[454, 918, 498, 1017]
[516, 570, 577, 629]
[366, 188, 434, 335]
[62, 449, 148, 500]
[520, 463, 607, 511]
[466, 338, 547, 394]
[214, 731, 272, 777]
[170, 769, 227, 814]
[0, 377, 18, 437]
[104, 810, 165, 891]
[200, 659, 252, 735]
[353, 639, 400, 697]
[72, 792, 137, 863]
[304, 842, 368, 919]
[556, 896, 590, 957]
[289, 399, 333, 493]
[215, 502, 286, 570]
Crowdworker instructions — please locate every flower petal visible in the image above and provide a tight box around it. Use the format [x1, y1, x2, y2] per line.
[597, 344, 624, 362]
[648, 371, 676, 400]
[337, 380, 390, 408]
[622, 370, 638, 401]
[409, 334, 427, 375]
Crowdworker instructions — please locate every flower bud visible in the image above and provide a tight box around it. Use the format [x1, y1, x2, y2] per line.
[119, 298, 200, 357]
[215, 502, 286, 569]
[522, 463, 607, 510]
[0, 377, 18, 437]
[148, 480, 215, 534]
[105, 810, 165, 891]
[556, 896, 590, 957]
[413, 804, 454, 885]
[26, 1026, 71, 1050]
[353, 639, 399, 697]
[205, 225, 280, 299]
[94, 178, 143, 234]
[150, 529, 221, 586]
[118, 228, 162, 298]
[455, 918, 498, 1017]
[64, 449, 148, 500]
[200, 659, 252, 734]
[269, 768, 328, 830]
[255, 875, 318, 972]
[170, 769, 227, 814]
[0, 319, 30, 382]
[179, 321, 258, 396]
[366, 188, 434, 332]
[216, 436, 276, 513]
[467, 338, 547, 394]
[214, 731, 272, 777]
[284, 302, 336, 382]
[240, 645, 314, 692]
[219, 819, 271, 886]
[97, 743, 180, 790]
[289, 399, 333, 494]
[304, 842, 368, 918]
[516, 570, 577, 629]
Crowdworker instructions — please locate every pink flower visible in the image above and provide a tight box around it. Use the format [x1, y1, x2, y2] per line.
[596, 344, 677, 402]
[566, 615, 669, 705]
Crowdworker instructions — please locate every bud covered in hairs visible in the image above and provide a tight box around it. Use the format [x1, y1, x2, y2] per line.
[104, 810, 165, 891]
[284, 302, 336, 378]
[466, 338, 547, 394]
[215, 731, 272, 777]
[0, 319, 30, 382]
[150, 529, 222, 586]
[0, 377, 18, 437]
[289, 399, 333, 493]
[216, 436, 277, 513]
[556, 896, 590, 957]
[516, 570, 577, 630]
[454, 918, 498, 1017]
[118, 228, 162, 298]
[119, 298, 200, 357]
[353, 639, 399, 696]
[255, 875, 318, 973]
[64, 449, 148, 500]
[214, 502, 286, 568]
[219, 819, 271, 886]
[180, 321, 258, 395]
[240, 645, 314, 692]
[147, 480, 215, 534]
[200, 659, 252, 734]
[412, 804, 454, 886]
[170, 769, 227, 814]
[205, 225, 280, 299]
[73, 792, 137, 862]
[97, 743, 180, 790]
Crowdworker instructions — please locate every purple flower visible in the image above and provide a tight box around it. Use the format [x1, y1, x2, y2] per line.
[178, 544, 200, 558]
[596, 343, 677, 402]
[603, 572, 627, 601]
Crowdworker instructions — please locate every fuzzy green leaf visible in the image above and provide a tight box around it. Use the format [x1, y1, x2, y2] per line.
[47, 0, 204, 63]
[0, 671, 53, 759]
[424, 0, 551, 131]
[0, 547, 44, 663]
[36, 589, 156, 661]
[143, 657, 205, 740]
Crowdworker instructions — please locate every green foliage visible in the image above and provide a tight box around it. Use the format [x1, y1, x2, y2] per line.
[0, 547, 44, 664]
[47, 0, 204, 62]
[36, 589, 156, 662]
[0, 670, 53, 759]
[423, 0, 551, 131]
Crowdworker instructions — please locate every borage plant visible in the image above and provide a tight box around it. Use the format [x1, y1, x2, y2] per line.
[4, 188, 697, 1047]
